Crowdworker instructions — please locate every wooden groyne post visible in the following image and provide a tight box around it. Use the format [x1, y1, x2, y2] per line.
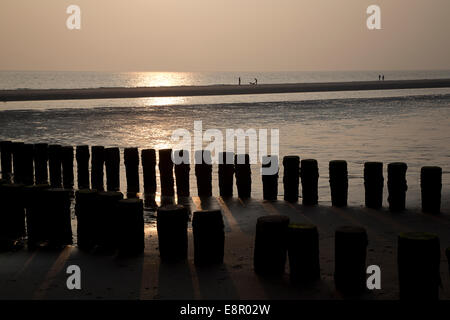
[387, 162, 408, 211]
[158, 149, 175, 198]
[117, 198, 144, 255]
[235, 154, 251, 199]
[262, 155, 278, 201]
[34, 143, 48, 185]
[91, 146, 105, 191]
[0, 141, 13, 182]
[75, 189, 98, 251]
[61, 146, 74, 189]
[48, 144, 62, 188]
[76, 145, 90, 189]
[420, 166, 442, 214]
[364, 162, 384, 209]
[157, 204, 189, 262]
[124, 147, 140, 195]
[334, 226, 368, 294]
[192, 209, 225, 266]
[329, 160, 348, 207]
[141, 149, 157, 195]
[174, 150, 190, 198]
[105, 147, 120, 192]
[254, 215, 290, 276]
[218, 152, 234, 197]
[195, 150, 212, 197]
[283, 155, 299, 202]
[301, 159, 319, 205]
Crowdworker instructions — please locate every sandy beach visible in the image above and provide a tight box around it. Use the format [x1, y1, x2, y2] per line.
[1, 79, 450, 101]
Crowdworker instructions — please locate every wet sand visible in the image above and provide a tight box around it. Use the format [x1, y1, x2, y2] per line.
[0, 197, 449, 300]
[1, 79, 450, 101]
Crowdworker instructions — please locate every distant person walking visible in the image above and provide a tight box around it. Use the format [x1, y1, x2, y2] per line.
[382, 75, 385, 81]
[378, 75, 381, 81]
[255, 78, 258, 85]
[238, 77, 241, 85]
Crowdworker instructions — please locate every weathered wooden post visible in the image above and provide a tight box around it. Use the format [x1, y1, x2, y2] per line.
[61, 146, 74, 189]
[76, 145, 90, 189]
[105, 147, 120, 192]
[141, 149, 157, 195]
[262, 155, 278, 201]
[0, 141, 13, 182]
[117, 198, 144, 255]
[0, 183, 25, 250]
[12, 142, 24, 184]
[300, 159, 319, 205]
[192, 209, 225, 266]
[34, 143, 48, 185]
[195, 150, 212, 197]
[420, 166, 442, 214]
[387, 162, 408, 211]
[329, 160, 348, 207]
[398, 232, 440, 300]
[218, 152, 234, 197]
[159, 149, 175, 198]
[446, 247, 450, 276]
[124, 148, 140, 195]
[48, 144, 62, 188]
[157, 204, 189, 262]
[288, 223, 320, 284]
[174, 150, 190, 198]
[44, 188, 72, 247]
[283, 156, 300, 202]
[21, 144, 34, 186]
[254, 215, 290, 276]
[91, 146, 105, 191]
[24, 184, 49, 249]
[75, 189, 98, 251]
[334, 226, 368, 294]
[235, 154, 251, 199]
[96, 191, 123, 253]
[364, 162, 384, 209]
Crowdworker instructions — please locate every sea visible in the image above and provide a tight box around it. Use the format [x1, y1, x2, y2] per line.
[0, 70, 449, 209]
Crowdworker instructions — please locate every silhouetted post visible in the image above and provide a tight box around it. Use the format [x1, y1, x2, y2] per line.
[235, 154, 251, 199]
[174, 150, 190, 198]
[254, 215, 290, 276]
[218, 152, 234, 197]
[446, 247, 450, 276]
[48, 144, 62, 188]
[141, 149, 157, 194]
[159, 149, 175, 197]
[262, 155, 278, 201]
[34, 143, 48, 185]
[420, 166, 442, 214]
[0, 141, 13, 181]
[364, 162, 384, 209]
[157, 204, 189, 262]
[0, 184, 25, 250]
[192, 209, 225, 266]
[300, 159, 319, 205]
[124, 148, 139, 195]
[105, 147, 120, 192]
[91, 146, 105, 191]
[288, 223, 320, 284]
[398, 232, 440, 300]
[76, 145, 90, 189]
[61, 146, 74, 189]
[12, 142, 24, 184]
[334, 226, 368, 295]
[387, 162, 408, 211]
[24, 184, 49, 249]
[283, 156, 300, 202]
[45, 188, 72, 247]
[97, 191, 123, 253]
[117, 198, 144, 255]
[75, 189, 98, 251]
[21, 144, 34, 185]
[195, 150, 212, 197]
[329, 160, 348, 207]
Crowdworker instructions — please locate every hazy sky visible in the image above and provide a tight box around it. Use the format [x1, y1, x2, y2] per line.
[0, 0, 449, 72]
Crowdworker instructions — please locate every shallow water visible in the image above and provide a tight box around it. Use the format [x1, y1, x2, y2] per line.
[1, 93, 449, 210]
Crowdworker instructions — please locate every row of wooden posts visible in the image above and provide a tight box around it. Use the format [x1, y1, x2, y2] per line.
[0, 141, 443, 213]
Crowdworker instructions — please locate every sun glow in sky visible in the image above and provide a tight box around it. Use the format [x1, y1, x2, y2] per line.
[0, 0, 449, 71]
